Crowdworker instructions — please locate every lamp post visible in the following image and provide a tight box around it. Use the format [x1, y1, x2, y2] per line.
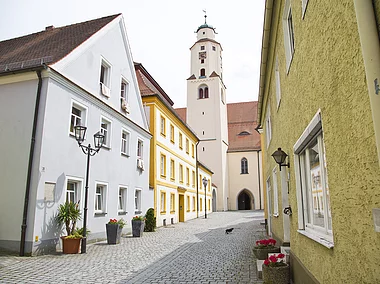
[74, 125, 104, 254]
[202, 177, 208, 219]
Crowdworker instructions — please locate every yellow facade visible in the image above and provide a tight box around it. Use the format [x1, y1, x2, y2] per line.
[258, 0, 380, 283]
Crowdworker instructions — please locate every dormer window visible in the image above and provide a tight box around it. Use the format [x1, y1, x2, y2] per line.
[238, 131, 251, 136]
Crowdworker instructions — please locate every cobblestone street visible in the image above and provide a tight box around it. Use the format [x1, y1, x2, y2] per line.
[0, 211, 265, 284]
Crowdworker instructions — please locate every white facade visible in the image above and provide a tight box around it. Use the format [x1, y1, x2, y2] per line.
[187, 23, 229, 211]
[0, 15, 152, 255]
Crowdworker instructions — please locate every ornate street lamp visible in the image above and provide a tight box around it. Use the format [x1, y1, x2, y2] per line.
[271, 148, 290, 171]
[202, 177, 208, 219]
[74, 125, 104, 254]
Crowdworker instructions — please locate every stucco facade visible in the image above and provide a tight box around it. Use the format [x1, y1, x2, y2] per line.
[258, 1, 380, 283]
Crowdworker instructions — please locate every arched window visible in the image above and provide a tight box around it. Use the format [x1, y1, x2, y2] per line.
[198, 85, 209, 99]
[241, 158, 248, 174]
[200, 68, 206, 77]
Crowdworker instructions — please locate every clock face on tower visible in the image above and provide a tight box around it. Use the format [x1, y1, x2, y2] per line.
[199, 52, 207, 59]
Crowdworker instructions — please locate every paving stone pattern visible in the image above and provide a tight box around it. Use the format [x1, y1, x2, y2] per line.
[0, 211, 266, 284]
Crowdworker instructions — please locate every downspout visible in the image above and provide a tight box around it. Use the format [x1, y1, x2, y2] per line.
[257, 150, 262, 210]
[195, 141, 200, 218]
[354, 0, 380, 166]
[20, 70, 43, 256]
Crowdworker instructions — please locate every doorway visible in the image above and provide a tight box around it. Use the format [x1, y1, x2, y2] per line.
[179, 194, 185, 222]
[212, 189, 217, 212]
[237, 189, 252, 210]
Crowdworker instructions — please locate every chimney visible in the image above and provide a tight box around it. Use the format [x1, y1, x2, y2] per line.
[45, 25, 54, 31]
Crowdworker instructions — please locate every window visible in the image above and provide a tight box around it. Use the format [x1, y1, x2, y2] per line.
[179, 164, 184, 183]
[272, 168, 279, 217]
[66, 179, 81, 204]
[170, 124, 175, 143]
[187, 196, 190, 212]
[135, 189, 142, 213]
[160, 154, 167, 177]
[212, 46, 216, 51]
[70, 102, 87, 135]
[121, 130, 130, 156]
[200, 68, 206, 78]
[170, 159, 175, 180]
[302, 0, 309, 18]
[95, 183, 107, 213]
[283, 0, 295, 72]
[238, 131, 251, 136]
[118, 187, 127, 213]
[186, 139, 189, 154]
[275, 57, 281, 108]
[201, 59, 204, 64]
[100, 59, 111, 97]
[120, 78, 130, 112]
[241, 158, 248, 174]
[200, 45, 205, 50]
[200, 198, 203, 211]
[179, 133, 183, 149]
[208, 199, 211, 210]
[160, 116, 166, 136]
[160, 191, 166, 213]
[208, 179, 211, 191]
[191, 144, 195, 158]
[170, 193, 175, 212]
[265, 104, 272, 148]
[100, 117, 111, 148]
[198, 85, 209, 99]
[295, 112, 333, 246]
[186, 167, 190, 185]
[192, 171, 195, 187]
[137, 140, 143, 158]
[192, 196, 196, 211]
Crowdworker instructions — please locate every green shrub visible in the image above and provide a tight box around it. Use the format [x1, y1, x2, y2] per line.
[144, 208, 156, 232]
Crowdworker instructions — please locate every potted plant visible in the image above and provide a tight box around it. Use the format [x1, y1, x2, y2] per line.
[252, 238, 280, 260]
[106, 218, 125, 244]
[56, 201, 82, 254]
[144, 208, 156, 232]
[262, 253, 289, 284]
[132, 215, 145, 237]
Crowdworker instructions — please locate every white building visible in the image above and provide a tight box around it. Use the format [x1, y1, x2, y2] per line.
[0, 14, 152, 255]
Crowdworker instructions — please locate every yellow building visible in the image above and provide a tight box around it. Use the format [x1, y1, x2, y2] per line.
[135, 63, 213, 226]
[258, 1, 380, 283]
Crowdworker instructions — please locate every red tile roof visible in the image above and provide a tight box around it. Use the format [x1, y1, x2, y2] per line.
[0, 14, 120, 73]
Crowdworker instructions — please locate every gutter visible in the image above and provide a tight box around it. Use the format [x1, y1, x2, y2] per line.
[354, 0, 380, 166]
[20, 70, 43, 256]
[195, 141, 200, 218]
[257, 0, 274, 123]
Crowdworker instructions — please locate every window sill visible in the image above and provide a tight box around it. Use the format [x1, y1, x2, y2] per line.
[240, 173, 249, 175]
[160, 133, 166, 138]
[134, 210, 142, 214]
[160, 211, 166, 214]
[297, 230, 334, 249]
[95, 212, 107, 216]
[179, 147, 183, 150]
[170, 178, 175, 182]
[170, 140, 175, 144]
[102, 145, 111, 150]
[170, 211, 175, 214]
[118, 211, 127, 216]
[186, 210, 191, 212]
[161, 175, 166, 179]
[121, 152, 130, 158]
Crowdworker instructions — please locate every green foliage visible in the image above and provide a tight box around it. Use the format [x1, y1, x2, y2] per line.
[65, 231, 82, 239]
[74, 227, 90, 237]
[108, 218, 126, 228]
[144, 208, 156, 232]
[56, 202, 81, 236]
[132, 215, 146, 221]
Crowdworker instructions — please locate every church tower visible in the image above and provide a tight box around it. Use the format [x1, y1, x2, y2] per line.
[186, 14, 229, 211]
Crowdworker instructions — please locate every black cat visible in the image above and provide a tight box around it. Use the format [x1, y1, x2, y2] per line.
[225, 228, 234, 234]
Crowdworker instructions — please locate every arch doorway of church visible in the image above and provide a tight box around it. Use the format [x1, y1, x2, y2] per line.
[212, 189, 217, 212]
[237, 189, 254, 210]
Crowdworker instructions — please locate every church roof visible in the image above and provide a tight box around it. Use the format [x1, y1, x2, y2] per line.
[196, 23, 215, 33]
[174, 101, 261, 152]
[0, 14, 120, 74]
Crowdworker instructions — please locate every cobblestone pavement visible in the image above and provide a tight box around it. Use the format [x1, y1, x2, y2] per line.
[0, 211, 266, 284]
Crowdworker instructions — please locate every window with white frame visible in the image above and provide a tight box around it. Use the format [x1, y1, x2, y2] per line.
[170, 193, 175, 212]
[186, 167, 190, 185]
[179, 164, 183, 183]
[283, 0, 295, 72]
[187, 196, 190, 212]
[70, 102, 87, 135]
[160, 116, 166, 136]
[121, 130, 130, 156]
[95, 183, 107, 213]
[120, 79, 129, 101]
[241, 158, 248, 174]
[272, 168, 279, 217]
[170, 159, 175, 180]
[66, 179, 82, 204]
[100, 118, 111, 148]
[294, 112, 333, 246]
[137, 139, 143, 158]
[118, 187, 127, 213]
[265, 105, 272, 148]
[135, 189, 142, 213]
[302, 0, 309, 19]
[100, 59, 111, 97]
[160, 154, 166, 177]
[275, 57, 281, 108]
[160, 191, 166, 212]
[192, 196, 196, 211]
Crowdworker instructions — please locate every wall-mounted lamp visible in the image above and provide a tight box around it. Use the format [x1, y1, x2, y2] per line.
[272, 148, 290, 171]
[284, 206, 292, 216]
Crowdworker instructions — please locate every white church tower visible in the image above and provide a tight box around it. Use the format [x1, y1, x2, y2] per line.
[186, 14, 229, 211]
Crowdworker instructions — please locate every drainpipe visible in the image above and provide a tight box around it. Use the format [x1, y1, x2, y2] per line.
[257, 150, 262, 210]
[195, 141, 200, 218]
[20, 70, 43, 256]
[354, 0, 380, 166]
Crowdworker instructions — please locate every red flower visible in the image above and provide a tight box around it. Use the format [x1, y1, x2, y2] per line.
[277, 253, 285, 259]
[264, 259, 270, 266]
[269, 255, 278, 263]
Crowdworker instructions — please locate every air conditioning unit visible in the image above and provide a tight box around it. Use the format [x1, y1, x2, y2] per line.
[137, 158, 144, 171]
[100, 83, 110, 97]
[121, 98, 130, 113]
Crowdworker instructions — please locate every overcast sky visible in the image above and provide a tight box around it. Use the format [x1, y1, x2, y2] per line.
[0, 0, 265, 108]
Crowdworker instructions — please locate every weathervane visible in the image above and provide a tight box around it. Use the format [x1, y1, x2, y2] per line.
[203, 9, 207, 24]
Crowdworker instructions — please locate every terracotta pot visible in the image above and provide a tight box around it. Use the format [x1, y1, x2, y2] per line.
[106, 224, 122, 244]
[262, 264, 290, 284]
[132, 220, 145, 237]
[61, 236, 81, 254]
[252, 247, 280, 260]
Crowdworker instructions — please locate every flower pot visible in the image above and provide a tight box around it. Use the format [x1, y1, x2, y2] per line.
[262, 264, 290, 284]
[106, 224, 122, 244]
[132, 220, 145, 237]
[61, 236, 81, 254]
[253, 247, 280, 260]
